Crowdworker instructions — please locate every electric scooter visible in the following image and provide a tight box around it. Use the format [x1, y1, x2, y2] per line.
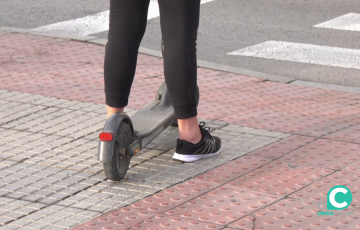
[98, 41, 199, 181]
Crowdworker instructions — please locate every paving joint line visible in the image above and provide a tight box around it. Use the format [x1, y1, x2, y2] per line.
[129, 149, 169, 169]
[114, 138, 289, 228]
[101, 139, 290, 228]
[250, 214, 257, 230]
[0, 126, 100, 156]
[134, 75, 163, 80]
[281, 169, 339, 200]
[243, 134, 316, 158]
[226, 138, 353, 219]
[1, 127, 104, 177]
[120, 160, 282, 230]
[286, 79, 296, 84]
[0, 180, 105, 227]
[0, 112, 37, 127]
[321, 122, 360, 143]
[1, 98, 104, 140]
[315, 122, 358, 140]
[0, 126, 101, 140]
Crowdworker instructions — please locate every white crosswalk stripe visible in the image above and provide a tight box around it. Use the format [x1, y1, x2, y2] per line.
[228, 41, 360, 70]
[32, 0, 215, 36]
[314, 13, 360, 32]
[228, 13, 360, 70]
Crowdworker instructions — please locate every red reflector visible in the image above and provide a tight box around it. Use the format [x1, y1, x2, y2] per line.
[99, 132, 113, 141]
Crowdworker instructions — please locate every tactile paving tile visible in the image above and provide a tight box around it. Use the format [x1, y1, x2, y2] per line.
[346, 160, 360, 173]
[221, 99, 360, 136]
[290, 170, 360, 210]
[197, 68, 262, 91]
[0, 64, 164, 107]
[1, 62, 85, 75]
[51, 64, 104, 84]
[165, 185, 282, 225]
[18, 40, 105, 64]
[128, 78, 164, 110]
[229, 198, 360, 230]
[277, 139, 360, 170]
[227, 161, 333, 195]
[137, 54, 163, 65]
[0, 33, 66, 52]
[197, 100, 246, 120]
[129, 214, 223, 230]
[296, 116, 358, 137]
[225, 81, 330, 101]
[72, 206, 154, 230]
[134, 65, 164, 80]
[0, 34, 170, 109]
[0, 46, 21, 56]
[324, 124, 360, 144]
[194, 156, 271, 184]
[200, 89, 286, 109]
[198, 81, 332, 114]
[129, 179, 218, 214]
[0, 48, 28, 64]
[249, 135, 316, 159]
[311, 92, 360, 107]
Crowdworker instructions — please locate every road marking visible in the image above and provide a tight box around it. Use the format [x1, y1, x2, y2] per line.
[314, 13, 360, 32]
[228, 41, 360, 70]
[32, 0, 215, 36]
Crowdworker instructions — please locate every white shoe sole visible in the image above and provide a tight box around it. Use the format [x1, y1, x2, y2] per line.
[172, 145, 222, 162]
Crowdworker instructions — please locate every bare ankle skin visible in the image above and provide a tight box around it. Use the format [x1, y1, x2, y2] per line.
[178, 116, 202, 144]
[106, 107, 201, 144]
[106, 105, 124, 118]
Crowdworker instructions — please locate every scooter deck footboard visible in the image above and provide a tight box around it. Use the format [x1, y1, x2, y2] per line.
[131, 101, 174, 138]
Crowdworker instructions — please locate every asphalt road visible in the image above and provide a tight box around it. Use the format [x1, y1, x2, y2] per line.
[1, 0, 360, 87]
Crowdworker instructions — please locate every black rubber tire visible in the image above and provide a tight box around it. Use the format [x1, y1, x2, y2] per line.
[103, 122, 132, 181]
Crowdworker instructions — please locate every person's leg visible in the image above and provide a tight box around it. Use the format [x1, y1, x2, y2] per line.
[177, 117, 202, 144]
[104, 0, 150, 118]
[158, 0, 202, 144]
[106, 105, 123, 118]
[158, 0, 222, 162]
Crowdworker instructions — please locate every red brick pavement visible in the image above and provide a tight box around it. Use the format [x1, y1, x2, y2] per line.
[1, 33, 360, 230]
[2, 33, 360, 137]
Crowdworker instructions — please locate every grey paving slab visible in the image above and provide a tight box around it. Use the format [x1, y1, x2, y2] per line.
[3, 218, 33, 229]
[0, 225, 20, 230]
[0, 90, 291, 229]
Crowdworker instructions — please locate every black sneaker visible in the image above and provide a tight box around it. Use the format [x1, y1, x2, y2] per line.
[172, 122, 222, 162]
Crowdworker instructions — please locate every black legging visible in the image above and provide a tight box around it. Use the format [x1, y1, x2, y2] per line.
[104, 0, 200, 119]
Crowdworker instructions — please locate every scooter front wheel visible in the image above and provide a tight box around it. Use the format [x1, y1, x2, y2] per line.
[103, 122, 132, 181]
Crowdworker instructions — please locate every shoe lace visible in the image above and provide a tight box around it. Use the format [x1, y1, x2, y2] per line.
[199, 122, 216, 152]
[199, 121, 211, 131]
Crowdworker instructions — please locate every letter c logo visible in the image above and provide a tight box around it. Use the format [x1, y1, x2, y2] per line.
[329, 188, 348, 208]
[327, 185, 352, 210]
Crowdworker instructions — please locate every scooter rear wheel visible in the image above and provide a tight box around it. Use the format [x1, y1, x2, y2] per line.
[103, 122, 132, 181]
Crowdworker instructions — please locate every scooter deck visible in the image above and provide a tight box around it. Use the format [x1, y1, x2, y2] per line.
[130, 101, 174, 137]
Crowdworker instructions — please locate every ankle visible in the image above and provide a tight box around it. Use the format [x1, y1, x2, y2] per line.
[177, 116, 202, 144]
[107, 105, 124, 118]
[180, 132, 202, 144]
